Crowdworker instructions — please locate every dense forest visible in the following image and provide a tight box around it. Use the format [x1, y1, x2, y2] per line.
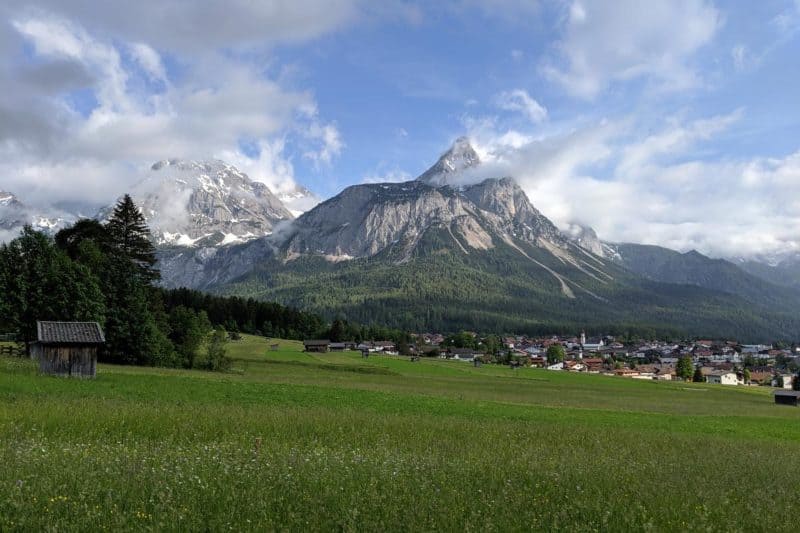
[0, 196, 413, 369]
[218, 226, 800, 343]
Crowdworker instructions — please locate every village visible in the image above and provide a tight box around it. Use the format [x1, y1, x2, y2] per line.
[304, 331, 800, 389]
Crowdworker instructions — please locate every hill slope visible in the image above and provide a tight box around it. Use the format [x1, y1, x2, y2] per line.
[3, 338, 799, 531]
[156, 139, 800, 340]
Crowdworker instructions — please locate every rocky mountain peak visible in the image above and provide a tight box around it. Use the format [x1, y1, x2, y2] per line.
[0, 190, 75, 235]
[0, 191, 22, 208]
[107, 158, 294, 248]
[417, 136, 481, 186]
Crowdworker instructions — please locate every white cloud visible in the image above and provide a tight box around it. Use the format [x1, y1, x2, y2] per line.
[543, 0, 721, 98]
[774, 0, 800, 32]
[731, 44, 748, 71]
[495, 89, 548, 123]
[0, 8, 345, 207]
[362, 169, 412, 184]
[617, 109, 743, 178]
[303, 121, 344, 167]
[462, 108, 800, 259]
[4, 0, 363, 55]
[129, 42, 166, 82]
[219, 139, 297, 195]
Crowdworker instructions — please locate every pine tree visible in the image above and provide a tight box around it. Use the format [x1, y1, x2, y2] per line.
[95, 252, 172, 366]
[105, 194, 159, 283]
[692, 365, 705, 383]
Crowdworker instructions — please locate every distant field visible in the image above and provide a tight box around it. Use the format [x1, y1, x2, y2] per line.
[1, 335, 799, 531]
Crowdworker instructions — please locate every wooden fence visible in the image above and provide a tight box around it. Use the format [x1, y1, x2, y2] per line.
[0, 345, 24, 357]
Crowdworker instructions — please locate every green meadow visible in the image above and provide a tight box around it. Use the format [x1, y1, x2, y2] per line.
[1, 335, 799, 531]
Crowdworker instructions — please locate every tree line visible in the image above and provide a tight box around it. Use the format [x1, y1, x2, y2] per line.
[0, 195, 416, 369]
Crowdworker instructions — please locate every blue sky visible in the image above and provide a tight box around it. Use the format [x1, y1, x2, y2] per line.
[1, 0, 800, 258]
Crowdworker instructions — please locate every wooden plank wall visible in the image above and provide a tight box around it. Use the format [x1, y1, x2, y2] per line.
[38, 345, 97, 378]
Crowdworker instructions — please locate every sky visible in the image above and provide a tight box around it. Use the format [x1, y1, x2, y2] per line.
[1, 0, 799, 259]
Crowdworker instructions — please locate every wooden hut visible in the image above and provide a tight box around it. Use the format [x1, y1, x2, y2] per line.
[303, 340, 330, 353]
[33, 321, 105, 378]
[773, 390, 800, 406]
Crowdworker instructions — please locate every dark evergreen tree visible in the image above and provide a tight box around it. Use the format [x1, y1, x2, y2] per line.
[0, 227, 105, 345]
[105, 194, 159, 283]
[55, 219, 112, 260]
[101, 254, 173, 365]
[692, 365, 704, 383]
[168, 306, 211, 368]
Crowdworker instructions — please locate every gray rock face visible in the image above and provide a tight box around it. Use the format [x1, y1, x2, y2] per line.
[108, 159, 294, 248]
[564, 223, 607, 257]
[157, 238, 278, 290]
[284, 181, 494, 260]
[417, 136, 481, 186]
[281, 175, 592, 270]
[156, 138, 612, 289]
[462, 178, 566, 245]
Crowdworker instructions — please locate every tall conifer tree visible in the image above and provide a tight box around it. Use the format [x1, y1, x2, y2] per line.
[105, 194, 159, 283]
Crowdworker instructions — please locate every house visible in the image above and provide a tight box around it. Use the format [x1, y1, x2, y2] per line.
[747, 369, 773, 385]
[303, 340, 331, 353]
[773, 374, 795, 389]
[449, 348, 479, 361]
[564, 361, 586, 372]
[329, 342, 347, 352]
[773, 390, 800, 406]
[705, 371, 740, 385]
[372, 341, 397, 353]
[32, 321, 105, 378]
[528, 356, 547, 368]
[654, 368, 673, 381]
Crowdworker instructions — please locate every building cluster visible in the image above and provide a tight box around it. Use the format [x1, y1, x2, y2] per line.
[408, 332, 800, 387]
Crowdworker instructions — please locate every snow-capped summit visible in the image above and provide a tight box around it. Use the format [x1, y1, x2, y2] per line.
[277, 183, 321, 217]
[105, 159, 294, 247]
[0, 191, 75, 237]
[0, 191, 21, 208]
[417, 136, 481, 186]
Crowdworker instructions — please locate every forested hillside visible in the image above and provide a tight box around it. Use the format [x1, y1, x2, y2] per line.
[0, 197, 331, 369]
[218, 226, 800, 342]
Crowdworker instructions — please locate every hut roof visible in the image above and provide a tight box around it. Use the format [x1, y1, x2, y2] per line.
[303, 339, 331, 346]
[773, 390, 800, 398]
[37, 321, 105, 344]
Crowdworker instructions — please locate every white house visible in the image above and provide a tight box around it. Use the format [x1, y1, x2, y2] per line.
[546, 362, 564, 371]
[706, 371, 740, 386]
[774, 374, 795, 389]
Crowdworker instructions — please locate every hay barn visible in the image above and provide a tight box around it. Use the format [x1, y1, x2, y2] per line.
[33, 321, 105, 378]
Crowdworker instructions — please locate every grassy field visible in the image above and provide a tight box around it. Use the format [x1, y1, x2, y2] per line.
[2, 335, 799, 531]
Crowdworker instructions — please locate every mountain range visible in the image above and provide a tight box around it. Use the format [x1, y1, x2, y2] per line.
[2, 138, 799, 340]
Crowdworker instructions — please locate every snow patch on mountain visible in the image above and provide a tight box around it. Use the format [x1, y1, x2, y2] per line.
[0, 190, 76, 241]
[277, 184, 321, 217]
[104, 159, 294, 248]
